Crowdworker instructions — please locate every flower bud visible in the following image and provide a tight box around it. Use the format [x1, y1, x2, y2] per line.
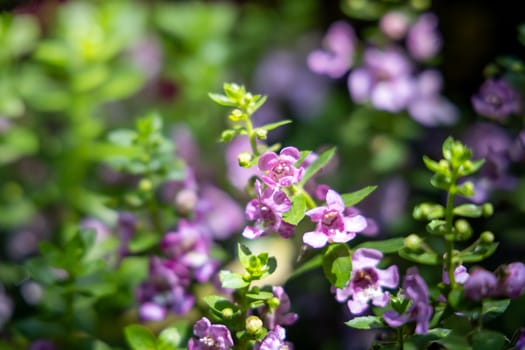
[498, 262, 525, 298]
[480, 231, 494, 243]
[138, 179, 153, 192]
[222, 307, 234, 319]
[254, 128, 268, 140]
[229, 109, 244, 122]
[404, 234, 422, 251]
[454, 219, 472, 240]
[220, 129, 235, 142]
[267, 296, 281, 310]
[482, 203, 494, 217]
[245, 315, 263, 335]
[464, 267, 497, 301]
[237, 152, 253, 168]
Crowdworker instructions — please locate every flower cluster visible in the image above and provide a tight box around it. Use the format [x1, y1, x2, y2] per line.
[308, 12, 458, 126]
[463, 262, 525, 301]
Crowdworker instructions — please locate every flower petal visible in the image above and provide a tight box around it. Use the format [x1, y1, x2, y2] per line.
[258, 152, 278, 171]
[343, 215, 367, 233]
[352, 248, 383, 270]
[303, 231, 328, 248]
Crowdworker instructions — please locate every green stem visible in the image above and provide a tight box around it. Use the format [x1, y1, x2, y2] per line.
[244, 117, 259, 156]
[444, 178, 457, 289]
[398, 326, 404, 350]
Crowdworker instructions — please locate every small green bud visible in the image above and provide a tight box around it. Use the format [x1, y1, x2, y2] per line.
[438, 159, 449, 173]
[138, 179, 153, 192]
[238, 152, 253, 168]
[254, 128, 268, 140]
[458, 181, 475, 197]
[480, 231, 495, 243]
[222, 307, 234, 319]
[482, 203, 494, 217]
[267, 296, 281, 310]
[220, 130, 236, 142]
[454, 219, 472, 240]
[245, 315, 263, 335]
[229, 109, 245, 122]
[404, 234, 422, 251]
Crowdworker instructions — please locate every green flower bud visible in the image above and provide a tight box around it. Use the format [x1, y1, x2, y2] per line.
[404, 234, 422, 251]
[222, 307, 234, 320]
[454, 219, 472, 240]
[220, 129, 235, 142]
[480, 231, 495, 243]
[229, 109, 245, 122]
[267, 296, 281, 310]
[245, 315, 263, 335]
[238, 152, 253, 168]
[482, 203, 494, 217]
[254, 128, 268, 140]
[138, 179, 153, 192]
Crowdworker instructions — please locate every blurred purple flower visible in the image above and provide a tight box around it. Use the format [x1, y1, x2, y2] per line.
[128, 36, 163, 81]
[161, 220, 218, 282]
[254, 325, 293, 350]
[195, 185, 244, 240]
[225, 136, 261, 191]
[188, 317, 234, 350]
[307, 21, 356, 78]
[463, 267, 498, 301]
[258, 147, 304, 188]
[408, 70, 458, 126]
[335, 248, 399, 314]
[383, 267, 432, 334]
[380, 11, 410, 40]
[497, 262, 525, 298]
[345, 207, 379, 237]
[347, 46, 414, 112]
[243, 180, 295, 239]
[137, 257, 194, 321]
[516, 328, 525, 350]
[407, 13, 442, 61]
[303, 190, 367, 248]
[472, 79, 521, 120]
[510, 130, 525, 162]
[462, 122, 517, 202]
[80, 217, 111, 243]
[0, 285, 13, 330]
[260, 286, 298, 330]
[117, 212, 136, 258]
[29, 340, 57, 350]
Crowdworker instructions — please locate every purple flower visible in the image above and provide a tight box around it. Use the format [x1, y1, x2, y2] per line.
[383, 267, 432, 334]
[380, 11, 410, 40]
[242, 180, 295, 239]
[117, 212, 136, 258]
[303, 190, 367, 248]
[347, 46, 415, 112]
[254, 325, 293, 350]
[472, 79, 521, 120]
[307, 21, 356, 79]
[463, 267, 498, 301]
[260, 286, 298, 330]
[0, 285, 13, 329]
[161, 220, 218, 282]
[195, 185, 245, 240]
[258, 147, 304, 188]
[442, 265, 469, 285]
[497, 262, 525, 298]
[406, 13, 442, 61]
[335, 248, 399, 314]
[188, 317, 234, 350]
[407, 70, 458, 126]
[136, 257, 194, 321]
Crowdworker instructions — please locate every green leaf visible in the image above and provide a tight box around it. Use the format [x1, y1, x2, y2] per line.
[426, 219, 447, 235]
[157, 327, 183, 350]
[248, 94, 267, 114]
[355, 237, 405, 254]
[453, 204, 483, 218]
[282, 194, 306, 225]
[98, 66, 145, 101]
[128, 234, 160, 254]
[246, 290, 274, 300]
[124, 324, 157, 350]
[422, 155, 440, 172]
[399, 247, 441, 265]
[459, 242, 498, 263]
[344, 316, 385, 329]
[481, 299, 510, 322]
[471, 330, 506, 350]
[300, 147, 336, 185]
[286, 254, 322, 281]
[219, 270, 249, 289]
[322, 244, 352, 288]
[203, 295, 239, 319]
[237, 243, 252, 271]
[340, 186, 377, 207]
[208, 93, 237, 107]
[259, 120, 292, 132]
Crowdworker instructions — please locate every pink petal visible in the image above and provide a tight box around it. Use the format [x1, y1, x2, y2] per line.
[326, 190, 344, 210]
[258, 152, 278, 171]
[280, 146, 300, 162]
[378, 265, 399, 289]
[303, 231, 328, 248]
[343, 215, 367, 233]
[305, 206, 327, 222]
[347, 298, 369, 314]
[352, 248, 383, 270]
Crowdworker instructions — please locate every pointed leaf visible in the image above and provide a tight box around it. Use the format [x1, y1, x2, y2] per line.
[341, 186, 377, 207]
[355, 237, 405, 254]
[322, 243, 352, 288]
[282, 194, 306, 225]
[219, 271, 249, 289]
[124, 324, 157, 350]
[208, 93, 237, 107]
[345, 316, 385, 329]
[259, 119, 292, 131]
[399, 247, 441, 265]
[300, 147, 336, 185]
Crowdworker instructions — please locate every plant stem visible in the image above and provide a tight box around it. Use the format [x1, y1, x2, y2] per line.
[398, 326, 404, 350]
[444, 179, 457, 289]
[244, 117, 259, 156]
